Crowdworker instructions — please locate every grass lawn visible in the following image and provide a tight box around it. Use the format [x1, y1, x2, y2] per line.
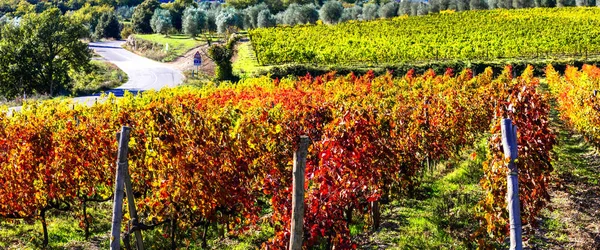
[232, 42, 264, 78]
[134, 34, 220, 62]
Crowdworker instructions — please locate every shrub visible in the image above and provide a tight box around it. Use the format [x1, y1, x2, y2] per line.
[319, 0, 343, 25]
[121, 23, 134, 39]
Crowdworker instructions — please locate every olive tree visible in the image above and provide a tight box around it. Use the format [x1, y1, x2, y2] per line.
[319, 0, 343, 24]
[151, 9, 173, 35]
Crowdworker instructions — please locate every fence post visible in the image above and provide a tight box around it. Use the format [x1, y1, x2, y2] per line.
[123, 152, 144, 249]
[501, 119, 522, 250]
[289, 136, 310, 250]
[111, 127, 131, 250]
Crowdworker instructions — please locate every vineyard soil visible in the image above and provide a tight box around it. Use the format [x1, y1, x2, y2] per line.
[531, 120, 600, 248]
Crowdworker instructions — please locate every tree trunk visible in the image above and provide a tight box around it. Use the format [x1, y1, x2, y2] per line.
[83, 200, 90, 240]
[201, 221, 209, 248]
[41, 208, 49, 247]
[170, 214, 177, 250]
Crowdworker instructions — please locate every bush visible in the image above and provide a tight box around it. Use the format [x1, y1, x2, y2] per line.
[319, 0, 343, 25]
[340, 5, 362, 22]
[121, 23, 134, 39]
[150, 9, 173, 35]
[257, 9, 276, 28]
[71, 61, 127, 95]
[379, 1, 398, 18]
[182, 7, 207, 37]
[132, 0, 160, 34]
[361, 3, 378, 20]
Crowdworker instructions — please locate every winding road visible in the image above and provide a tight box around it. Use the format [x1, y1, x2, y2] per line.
[72, 40, 184, 104]
[8, 40, 183, 113]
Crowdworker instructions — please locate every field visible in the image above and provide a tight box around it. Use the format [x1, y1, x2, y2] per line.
[250, 8, 600, 66]
[0, 65, 558, 248]
[2, 4, 600, 249]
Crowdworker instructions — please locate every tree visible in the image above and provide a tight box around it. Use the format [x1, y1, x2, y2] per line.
[115, 6, 135, 20]
[263, 0, 285, 12]
[151, 8, 173, 35]
[495, 0, 512, 8]
[216, 8, 241, 33]
[340, 5, 362, 22]
[0, 8, 90, 97]
[319, 0, 343, 25]
[94, 12, 121, 40]
[207, 34, 240, 81]
[164, 0, 196, 32]
[182, 7, 206, 37]
[379, 1, 398, 18]
[470, 0, 488, 9]
[226, 0, 259, 9]
[361, 3, 378, 21]
[244, 3, 268, 29]
[398, 0, 411, 15]
[416, 2, 428, 15]
[282, 3, 318, 25]
[428, 0, 441, 13]
[256, 9, 276, 28]
[205, 9, 219, 32]
[69, 3, 114, 37]
[513, 0, 534, 8]
[131, 0, 160, 34]
[456, 0, 470, 11]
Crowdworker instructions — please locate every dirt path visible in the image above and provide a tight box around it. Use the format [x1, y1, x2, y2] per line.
[168, 44, 216, 76]
[530, 121, 600, 249]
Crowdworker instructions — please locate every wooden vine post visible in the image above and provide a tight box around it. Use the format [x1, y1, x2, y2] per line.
[289, 136, 310, 250]
[501, 119, 522, 250]
[110, 127, 144, 250]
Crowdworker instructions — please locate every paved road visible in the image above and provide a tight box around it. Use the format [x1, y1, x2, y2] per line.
[9, 40, 183, 113]
[71, 40, 184, 104]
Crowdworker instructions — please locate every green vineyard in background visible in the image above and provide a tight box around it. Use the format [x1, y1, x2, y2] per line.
[250, 8, 600, 66]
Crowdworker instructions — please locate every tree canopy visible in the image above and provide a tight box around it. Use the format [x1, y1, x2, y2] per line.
[0, 8, 91, 98]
